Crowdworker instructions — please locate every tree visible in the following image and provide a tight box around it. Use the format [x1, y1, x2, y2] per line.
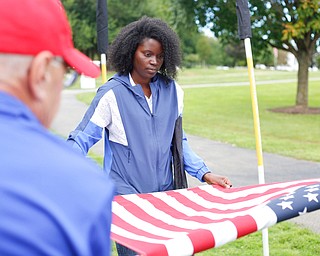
[61, 0, 97, 58]
[196, 35, 213, 67]
[196, 37, 241, 67]
[61, 0, 201, 64]
[62, 0, 153, 58]
[178, 0, 320, 110]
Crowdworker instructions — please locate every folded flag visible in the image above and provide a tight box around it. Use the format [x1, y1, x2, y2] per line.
[111, 178, 320, 255]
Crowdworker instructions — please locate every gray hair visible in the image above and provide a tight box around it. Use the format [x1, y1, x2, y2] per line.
[0, 54, 33, 84]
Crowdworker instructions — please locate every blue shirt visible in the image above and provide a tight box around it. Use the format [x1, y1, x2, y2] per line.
[0, 92, 115, 256]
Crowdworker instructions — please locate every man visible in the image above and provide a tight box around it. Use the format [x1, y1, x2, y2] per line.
[0, 0, 115, 255]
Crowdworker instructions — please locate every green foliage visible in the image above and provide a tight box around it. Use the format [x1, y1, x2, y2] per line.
[177, 0, 320, 58]
[107, 0, 156, 41]
[183, 53, 200, 68]
[177, 0, 320, 107]
[61, 0, 201, 63]
[195, 36, 238, 67]
[61, 0, 319, 106]
[185, 37, 247, 68]
[60, 0, 273, 68]
[254, 45, 274, 67]
[282, 0, 320, 42]
[61, 0, 97, 58]
[196, 35, 213, 66]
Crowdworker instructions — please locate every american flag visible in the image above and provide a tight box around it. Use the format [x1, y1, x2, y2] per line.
[111, 179, 320, 255]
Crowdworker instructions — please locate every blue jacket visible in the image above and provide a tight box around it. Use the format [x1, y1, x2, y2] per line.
[68, 73, 209, 195]
[0, 92, 115, 256]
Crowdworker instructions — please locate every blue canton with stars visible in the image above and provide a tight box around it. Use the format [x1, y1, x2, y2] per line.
[267, 183, 320, 222]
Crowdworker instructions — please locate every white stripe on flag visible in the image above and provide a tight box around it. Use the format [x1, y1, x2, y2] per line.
[208, 220, 238, 247]
[112, 201, 188, 238]
[164, 235, 194, 256]
[249, 205, 279, 230]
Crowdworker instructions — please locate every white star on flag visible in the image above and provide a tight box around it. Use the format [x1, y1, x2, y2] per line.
[277, 200, 294, 210]
[303, 192, 319, 203]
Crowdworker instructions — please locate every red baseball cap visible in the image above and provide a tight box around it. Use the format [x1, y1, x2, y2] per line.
[0, 0, 100, 78]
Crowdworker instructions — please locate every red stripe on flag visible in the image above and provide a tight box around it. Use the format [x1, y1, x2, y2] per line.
[232, 215, 258, 238]
[187, 229, 215, 253]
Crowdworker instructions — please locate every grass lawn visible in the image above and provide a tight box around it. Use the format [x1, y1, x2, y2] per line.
[76, 67, 320, 162]
[182, 81, 320, 162]
[73, 67, 320, 255]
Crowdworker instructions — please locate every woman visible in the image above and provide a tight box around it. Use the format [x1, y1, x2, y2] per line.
[67, 16, 231, 255]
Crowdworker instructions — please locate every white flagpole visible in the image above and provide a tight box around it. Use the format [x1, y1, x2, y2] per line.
[244, 37, 269, 256]
[236, 0, 269, 254]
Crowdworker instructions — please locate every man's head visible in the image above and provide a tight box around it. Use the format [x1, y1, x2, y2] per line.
[0, 0, 100, 128]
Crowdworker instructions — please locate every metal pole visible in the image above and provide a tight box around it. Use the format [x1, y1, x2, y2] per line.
[244, 38, 268, 256]
[236, 1, 269, 255]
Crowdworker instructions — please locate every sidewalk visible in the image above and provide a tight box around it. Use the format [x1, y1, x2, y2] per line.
[52, 89, 320, 234]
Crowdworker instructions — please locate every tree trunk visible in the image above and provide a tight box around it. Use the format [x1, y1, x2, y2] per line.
[296, 51, 310, 108]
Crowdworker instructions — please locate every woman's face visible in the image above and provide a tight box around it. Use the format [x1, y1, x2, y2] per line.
[131, 38, 164, 84]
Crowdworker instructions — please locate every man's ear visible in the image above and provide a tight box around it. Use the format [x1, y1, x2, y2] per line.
[27, 51, 53, 100]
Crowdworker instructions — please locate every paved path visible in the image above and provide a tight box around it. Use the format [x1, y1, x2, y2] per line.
[52, 89, 320, 234]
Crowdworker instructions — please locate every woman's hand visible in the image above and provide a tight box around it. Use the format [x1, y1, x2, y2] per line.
[203, 172, 232, 188]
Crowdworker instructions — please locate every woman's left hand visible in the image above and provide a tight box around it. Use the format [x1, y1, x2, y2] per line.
[203, 172, 232, 188]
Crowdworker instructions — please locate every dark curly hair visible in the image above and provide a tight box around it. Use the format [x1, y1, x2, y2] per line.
[107, 16, 181, 80]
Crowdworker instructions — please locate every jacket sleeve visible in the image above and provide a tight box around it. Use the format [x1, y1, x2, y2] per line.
[67, 122, 104, 155]
[182, 130, 210, 182]
[67, 86, 111, 155]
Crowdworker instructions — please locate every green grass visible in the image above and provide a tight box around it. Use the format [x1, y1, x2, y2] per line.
[175, 66, 320, 85]
[75, 68, 320, 162]
[183, 81, 320, 161]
